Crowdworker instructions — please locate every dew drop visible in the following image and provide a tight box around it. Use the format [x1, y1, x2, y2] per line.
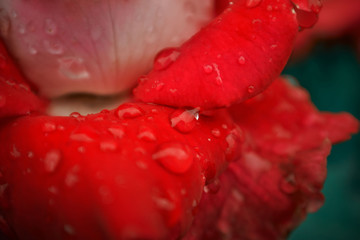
[170, 108, 199, 133]
[65, 166, 79, 187]
[203, 179, 221, 194]
[10, 145, 21, 158]
[108, 127, 125, 139]
[28, 45, 38, 55]
[153, 196, 175, 211]
[44, 40, 63, 55]
[246, 0, 262, 8]
[153, 48, 180, 71]
[44, 150, 61, 173]
[70, 133, 94, 142]
[116, 104, 143, 119]
[238, 56, 246, 65]
[225, 129, 242, 161]
[267, 5, 273, 11]
[152, 142, 193, 174]
[211, 128, 221, 138]
[100, 141, 117, 152]
[42, 122, 56, 133]
[18, 24, 26, 34]
[137, 127, 157, 142]
[58, 57, 90, 80]
[203, 64, 213, 74]
[247, 85, 255, 93]
[44, 18, 57, 35]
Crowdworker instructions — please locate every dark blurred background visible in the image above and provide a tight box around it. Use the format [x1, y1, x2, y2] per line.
[284, 42, 360, 240]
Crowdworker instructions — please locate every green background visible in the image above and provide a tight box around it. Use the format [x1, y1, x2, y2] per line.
[284, 43, 360, 240]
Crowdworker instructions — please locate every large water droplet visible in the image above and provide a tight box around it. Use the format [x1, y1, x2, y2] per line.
[44, 18, 57, 35]
[170, 108, 199, 133]
[58, 57, 90, 80]
[44, 150, 61, 173]
[44, 40, 63, 55]
[246, 0, 262, 8]
[153, 48, 180, 71]
[152, 142, 193, 174]
[116, 104, 143, 119]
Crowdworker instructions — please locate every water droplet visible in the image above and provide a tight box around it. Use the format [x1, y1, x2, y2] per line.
[247, 85, 255, 93]
[153, 48, 180, 71]
[238, 56, 246, 65]
[44, 150, 61, 173]
[18, 24, 26, 34]
[44, 19, 57, 35]
[225, 129, 242, 161]
[44, 40, 63, 55]
[65, 166, 79, 187]
[267, 5, 273, 11]
[10, 145, 21, 158]
[108, 127, 125, 139]
[64, 224, 76, 235]
[211, 128, 221, 138]
[48, 186, 59, 194]
[246, 0, 262, 8]
[70, 133, 94, 142]
[252, 19, 262, 24]
[58, 57, 90, 80]
[203, 179, 221, 194]
[212, 63, 223, 86]
[136, 161, 148, 170]
[42, 122, 56, 133]
[116, 104, 143, 119]
[279, 174, 297, 194]
[152, 142, 193, 174]
[170, 108, 199, 133]
[153, 196, 175, 211]
[203, 64, 213, 74]
[270, 44, 278, 50]
[100, 141, 117, 152]
[28, 45, 38, 55]
[137, 127, 156, 142]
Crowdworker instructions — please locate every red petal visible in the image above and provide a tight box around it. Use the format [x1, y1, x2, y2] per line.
[134, 0, 298, 109]
[0, 103, 243, 239]
[185, 77, 358, 239]
[0, 41, 47, 118]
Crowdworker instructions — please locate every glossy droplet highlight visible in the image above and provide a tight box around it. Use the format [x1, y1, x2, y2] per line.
[211, 128, 221, 138]
[44, 150, 61, 173]
[42, 122, 56, 133]
[247, 85, 255, 93]
[238, 56, 246, 65]
[108, 127, 125, 139]
[154, 48, 180, 71]
[153, 142, 193, 174]
[44, 19, 57, 35]
[100, 141, 117, 152]
[58, 57, 90, 80]
[170, 108, 199, 133]
[137, 127, 156, 142]
[116, 104, 143, 119]
[246, 0, 262, 8]
[203, 64, 213, 74]
[44, 40, 63, 55]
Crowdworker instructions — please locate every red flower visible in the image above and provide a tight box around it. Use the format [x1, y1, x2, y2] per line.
[0, 0, 358, 239]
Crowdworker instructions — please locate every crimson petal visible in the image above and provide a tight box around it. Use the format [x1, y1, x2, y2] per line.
[185, 78, 358, 239]
[0, 103, 243, 239]
[134, 0, 298, 109]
